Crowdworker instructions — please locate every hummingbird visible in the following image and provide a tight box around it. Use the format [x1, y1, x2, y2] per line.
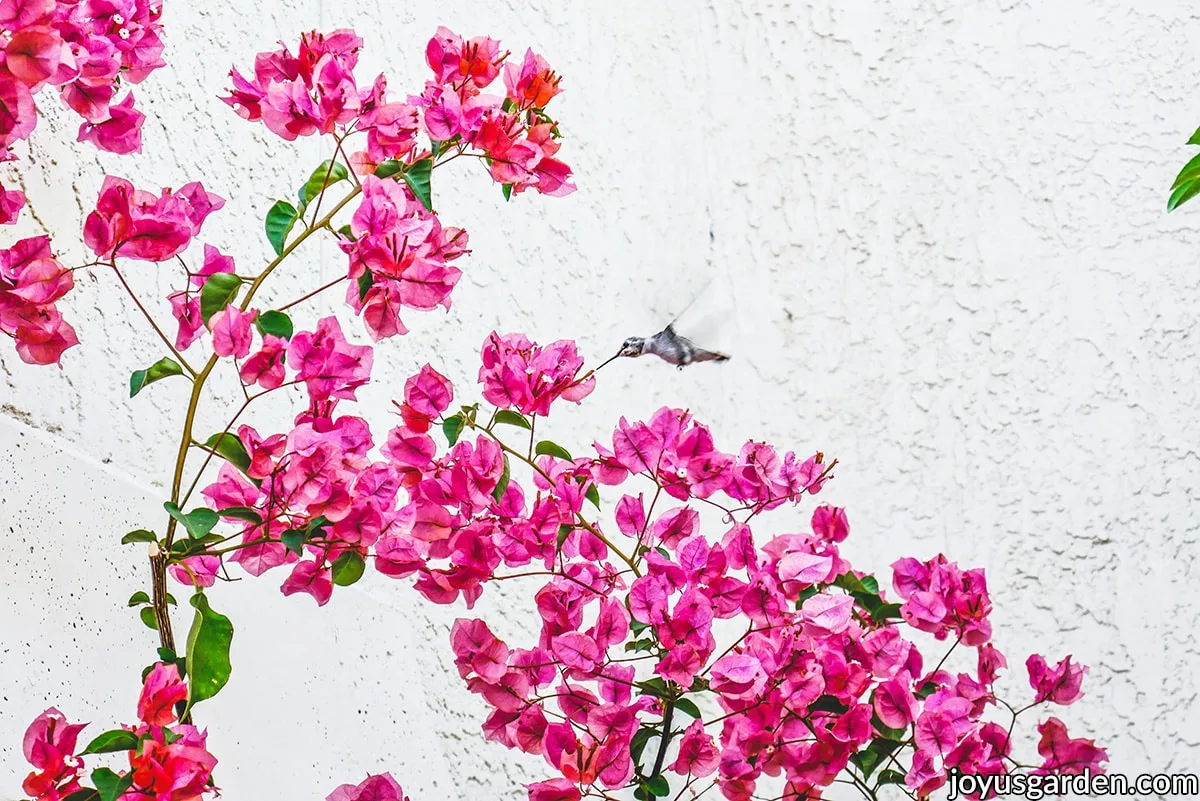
[596, 281, 731, 371]
[596, 325, 731, 371]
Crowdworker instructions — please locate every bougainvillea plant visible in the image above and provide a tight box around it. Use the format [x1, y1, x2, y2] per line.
[6, 7, 1106, 801]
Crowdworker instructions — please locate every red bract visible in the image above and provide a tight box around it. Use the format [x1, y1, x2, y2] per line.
[503, 48, 562, 110]
[0, 235, 78, 365]
[83, 176, 225, 262]
[127, 723, 219, 800]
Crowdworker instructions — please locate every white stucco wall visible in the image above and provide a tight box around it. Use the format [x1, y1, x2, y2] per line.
[3, 1, 1199, 798]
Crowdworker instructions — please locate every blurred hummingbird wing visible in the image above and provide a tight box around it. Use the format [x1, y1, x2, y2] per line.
[665, 273, 737, 356]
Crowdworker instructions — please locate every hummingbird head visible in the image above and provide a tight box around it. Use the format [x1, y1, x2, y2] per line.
[617, 336, 646, 358]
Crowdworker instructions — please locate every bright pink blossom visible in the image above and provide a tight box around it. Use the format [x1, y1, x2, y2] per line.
[76, 91, 144, 153]
[127, 723, 219, 800]
[137, 662, 188, 726]
[0, 236, 78, 365]
[503, 48, 562, 109]
[240, 335, 289, 389]
[0, 179, 25, 223]
[83, 176, 225, 262]
[1026, 653, 1087, 705]
[1035, 716, 1107, 773]
[209, 305, 256, 359]
[21, 708, 86, 801]
[327, 773, 410, 801]
[479, 332, 593, 416]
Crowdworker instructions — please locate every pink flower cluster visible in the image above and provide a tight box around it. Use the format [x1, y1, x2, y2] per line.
[216, 29, 575, 347]
[0, 0, 166, 159]
[84, 175, 225, 263]
[180, 327, 1104, 800]
[416, 28, 575, 197]
[0, 235, 78, 364]
[23, 663, 219, 801]
[340, 174, 469, 341]
[478, 331, 594, 416]
[221, 27, 575, 198]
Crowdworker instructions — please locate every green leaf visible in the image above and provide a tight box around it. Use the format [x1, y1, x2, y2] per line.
[374, 160, 403, 179]
[403, 158, 434, 211]
[281, 529, 306, 555]
[493, 409, 532, 430]
[915, 680, 938, 699]
[331, 551, 366, 587]
[635, 677, 670, 699]
[185, 593, 234, 708]
[629, 618, 650, 635]
[121, 529, 156, 546]
[673, 697, 702, 719]
[556, 524, 572, 547]
[872, 602, 903, 622]
[534, 440, 573, 461]
[633, 787, 650, 801]
[218, 506, 263, 524]
[63, 790, 101, 801]
[443, 414, 465, 446]
[300, 160, 350, 204]
[129, 357, 184, 398]
[163, 502, 219, 539]
[501, 182, 513, 201]
[877, 769, 906, 785]
[127, 591, 151, 607]
[629, 725, 655, 764]
[859, 575, 879, 594]
[645, 774, 670, 797]
[1171, 151, 1200, 189]
[91, 768, 133, 801]
[265, 200, 300, 256]
[1168, 177, 1200, 212]
[1188, 125, 1200, 146]
[585, 483, 600, 509]
[853, 591, 883, 614]
[199, 272, 243, 325]
[157, 646, 177, 662]
[492, 455, 511, 501]
[82, 729, 139, 755]
[140, 606, 158, 630]
[357, 267, 375, 301]
[850, 747, 881, 779]
[203, 432, 252, 475]
[255, 310, 294, 341]
[809, 694, 849, 714]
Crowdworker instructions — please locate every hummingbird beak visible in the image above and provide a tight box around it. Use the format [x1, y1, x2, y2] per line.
[595, 352, 622, 371]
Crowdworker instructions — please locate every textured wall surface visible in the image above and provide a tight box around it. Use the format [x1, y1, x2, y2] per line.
[3, 0, 1199, 798]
